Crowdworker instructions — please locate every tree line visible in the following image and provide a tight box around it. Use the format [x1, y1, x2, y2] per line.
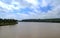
[0, 19, 18, 25]
[21, 18, 60, 23]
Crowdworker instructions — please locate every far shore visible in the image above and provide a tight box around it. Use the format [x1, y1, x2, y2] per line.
[19, 18, 60, 23]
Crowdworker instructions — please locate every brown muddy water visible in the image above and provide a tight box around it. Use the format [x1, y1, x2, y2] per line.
[0, 22, 60, 38]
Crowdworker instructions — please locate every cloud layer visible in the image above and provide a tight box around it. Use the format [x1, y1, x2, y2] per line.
[0, 0, 60, 20]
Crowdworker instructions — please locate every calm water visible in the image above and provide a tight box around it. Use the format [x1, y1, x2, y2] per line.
[0, 22, 60, 38]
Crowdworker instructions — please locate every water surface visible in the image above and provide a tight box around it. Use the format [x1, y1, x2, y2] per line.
[0, 22, 60, 38]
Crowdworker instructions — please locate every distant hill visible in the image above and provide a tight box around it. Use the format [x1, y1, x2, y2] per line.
[19, 18, 60, 23]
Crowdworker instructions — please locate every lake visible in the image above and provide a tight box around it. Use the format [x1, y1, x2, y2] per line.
[0, 22, 60, 38]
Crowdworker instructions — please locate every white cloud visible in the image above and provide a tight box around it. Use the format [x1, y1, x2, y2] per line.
[25, 0, 38, 6]
[0, 0, 60, 20]
[42, 5, 60, 19]
[0, 13, 17, 19]
[41, 0, 48, 7]
[11, 0, 21, 9]
[0, 1, 21, 11]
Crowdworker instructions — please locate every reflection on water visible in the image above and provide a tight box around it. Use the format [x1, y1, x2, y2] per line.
[0, 22, 60, 38]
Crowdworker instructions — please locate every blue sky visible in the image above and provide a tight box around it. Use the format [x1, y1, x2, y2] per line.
[0, 0, 60, 20]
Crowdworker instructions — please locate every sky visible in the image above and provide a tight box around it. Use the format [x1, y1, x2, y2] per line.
[0, 0, 60, 20]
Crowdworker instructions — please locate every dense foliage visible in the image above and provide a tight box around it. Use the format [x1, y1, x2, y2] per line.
[0, 19, 18, 25]
[21, 18, 60, 23]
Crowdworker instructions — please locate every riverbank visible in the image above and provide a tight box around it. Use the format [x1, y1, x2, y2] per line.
[0, 19, 18, 26]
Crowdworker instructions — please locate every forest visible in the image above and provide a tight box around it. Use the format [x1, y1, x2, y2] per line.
[0, 19, 18, 26]
[20, 18, 60, 23]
